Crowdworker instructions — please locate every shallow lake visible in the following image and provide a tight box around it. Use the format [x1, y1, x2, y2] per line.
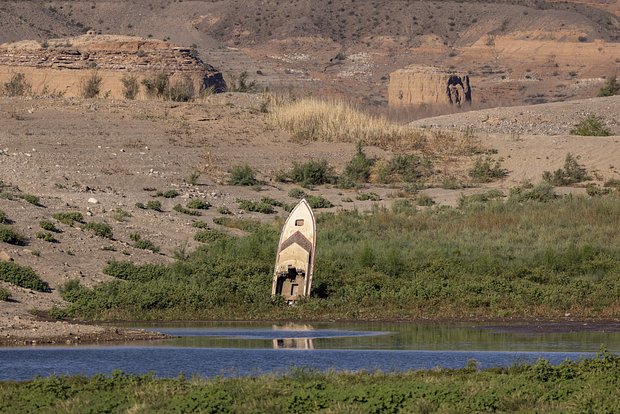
[1, 322, 619, 381]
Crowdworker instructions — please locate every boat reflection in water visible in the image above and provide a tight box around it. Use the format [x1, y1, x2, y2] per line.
[272, 323, 315, 349]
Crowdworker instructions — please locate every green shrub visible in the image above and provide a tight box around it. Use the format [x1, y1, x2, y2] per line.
[229, 70, 256, 92]
[39, 220, 59, 232]
[468, 157, 507, 183]
[416, 194, 435, 206]
[509, 182, 557, 202]
[3, 72, 31, 97]
[103, 260, 166, 282]
[289, 159, 336, 187]
[340, 142, 374, 187]
[81, 71, 102, 98]
[542, 154, 590, 186]
[186, 171, 200, 185]
[604, 178, 620, 189]
[0, 262, 50, 292]
[157, 190, 179, 198]
[597, 76, 619, 97]
[192, 221, 210, 229]
[168, 76, 195, 102]
[111, 208, 132, 222]
[84, 222, 113, 239]
[0, 209, 8, 224]
[459, 190, 504, 208]
[53, 211, 84, 225]
[237, 199, 275, 214]
[570, 115, 611, 136]
[288, 188, 307, 199]
[121, 74, 139, 99]
[0, 225, 25, 245]
[379, 154, 433, 184]
[36, 231, 57, 243]
[260, 197, 285, 208]
[306, 195, 334, 209]
[142, 72, 169, 98]
[586, 184, 611, 197]
[186, 199, 211, 210]
[228, 165, 258, 186]
[194, 229, 230, 243]
[173, 204, 201, 216]
[20, 194, 40, 206]
[0, 287, 10, 301]
[129, 233, 160, 253]
[146, 200, 163, 211]
[356, 192, 380, 201]
[217, 206, 232, 215]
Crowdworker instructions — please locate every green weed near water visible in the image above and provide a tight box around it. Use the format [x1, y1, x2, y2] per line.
[57, 195, 620, 321]
[1, 353, 619, 413]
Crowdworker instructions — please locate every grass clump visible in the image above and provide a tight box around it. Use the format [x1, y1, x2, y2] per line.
[287, 159, 336, 187]
[586, 184, 612, 197]
[217, 206, 232, 215]
[19, 194, 41, 206]
[570, 115, 611, 136]
[597, 76, 619, 97]
[39, 220, 59, 232]
[3, 72, 31, 97]
[306, 195, 334, 209]
[156, 190, 179, 198]
[459, 190, 504, 208]
[186, 199, 211, 210]
[167, 76, 195, 102]
[194, 229, 230, 243]
[0, 287, 10, 301]
[288, 188, 307, 199]
[543, 154, 590, 186]
[468, 157, 507, 183]
[173, 204, 201, 216]
[228, 165, 259, 186]
[356, 192, 380, 201]
[53, 211, 84, 226]
[509, 182, 557, 203]
[121, 74, 139, 99]
[136, 200, 163, 211]
[129, 233, 160, 253]
[191, 221, 210, 229]
[142, 72, 169, 98]
[416, 194, 435, 206]
[0, 226, 25, 245]
[0, 209, 8, 224]
[81, 71, 102, 98]
[237, 199, 275, 214]
[35, 232, 57, 243]
[0, 262, 50, 292]
[83, 222, 113, 239]
[378, 154, 433, 184]
[111, 208, 132, 222]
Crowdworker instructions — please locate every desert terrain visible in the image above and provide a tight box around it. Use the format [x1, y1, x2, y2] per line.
[0, 0, 619, 344]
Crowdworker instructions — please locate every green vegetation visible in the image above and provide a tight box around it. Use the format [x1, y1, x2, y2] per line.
[173, 203, 201, 216]
[1, 353, 620, 413]
[542, 154, 590, 186]
[52, 212, 84, 226]
[0, 287, 10, 301]
[19, 194, 41, 206]
[288, 188, 307, 199]
[509, 182, 557, 203]
[191, 221, 210, 229]
[81, 71, 102, 99]
[0, 209, 8, 224]
[167, 76, 195, 102]
[186, 199, 211, 210]
[120, 74, 139, 100]
[83, 222, 113, 239]
[156, 189, 179, 198]
[228, 164, 259, 186]
[136, 200, 163, 211]
[339, 142, 374, 188]
[111, 208, 132, 222]
[378, 154, 433, 184]
[287, 159, 337, 187]
[35, 232, 57, 243]
[217, 206, 232, 215]
[570, 115, 611, 136]
[57, 196, 620, 320]
[237, 199, 275, 214]
[356, 192, 380, 201]
[129, 233, 160, 253]
[3, 72, 31, 97]
[459, 190, 504, 208]
[0, 225, 25, 245]
[39, 220, 59, 232]
[416, 194, 435, 207]
[306, 195, 334, 209]
[141, 72, 170, 98]
[229, 70, 257, 92]
[597, 75, 619, 97]
[0, 262, 50, 292]
[468, 156, 507, 183]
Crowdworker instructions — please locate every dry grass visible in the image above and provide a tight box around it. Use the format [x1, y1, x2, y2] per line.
[269, 98, 481, 156]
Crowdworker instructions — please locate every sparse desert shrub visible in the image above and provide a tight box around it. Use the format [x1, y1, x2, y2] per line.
[0, 262, 50, 292]
[217, 206, 232, 215]
[129, 233, 160, 253]
[3, 72, 31, 97]
[186, 199, 211, 210]
[604, 178, 620, 189]
[416, 194, 435, 206]
[84, 222, 113, 239]
[459, 190, 504, 208]
[0, 287, 10, 301]
[237, 199, 275, 214]
[570, 115, 611, 136]
[339, 142, 374, 187]
[306, 195, 333, 209]
[378, 154, 433, 184]
[192, 221, 210, 229]
[39, 220, 59, 232]
[19, 194, 40, 206]
[288, 188, 307, 199]
[121, 74, 140, 99]
[228, 165, 258, 186]
[36, 231, 57, 243]
[212, 217, 261, 232]
[509, 182, 557, 202]
[142, 72, 169, 98]
[441, 177, 468, 190]
[0, 226, 25, 245]
[0, 210, 8, 224]
[186, 171, 200, 185]
[168, 76, 195, 102]
[543, 154, 590, 186]
[598, 76, 619, 97]
[586, 184, 611, 197]
[81, 71, 102, 98]
[289, 159, 336, 187]
[356, 192, 380, 201]
[468, 156, 507, 183]
[173, 204, 201, 216]
[157, 189, 180, 198]
[194, 229, 230, 243]
[52, 211, 84, 225]
[111, 208, 132, 222]
[229, 71, 256, 92]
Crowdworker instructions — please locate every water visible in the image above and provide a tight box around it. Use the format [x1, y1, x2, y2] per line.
[1, 322, 619, 381]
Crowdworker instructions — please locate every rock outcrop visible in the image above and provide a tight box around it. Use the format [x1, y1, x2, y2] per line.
[388, 65, 472, 108]
[0, 34, 226, 98]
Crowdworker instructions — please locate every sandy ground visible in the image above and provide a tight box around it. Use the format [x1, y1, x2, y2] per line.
[1, 93, 619, 345]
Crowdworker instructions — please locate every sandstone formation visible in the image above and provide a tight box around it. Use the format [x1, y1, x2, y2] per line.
[388, 65, 472, 108]
[0, 34, 226, 99]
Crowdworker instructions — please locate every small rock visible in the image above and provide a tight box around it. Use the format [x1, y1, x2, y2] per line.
[87, 197, 99, 204]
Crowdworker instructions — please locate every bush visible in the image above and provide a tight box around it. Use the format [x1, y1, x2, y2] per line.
[84, 222, 113, 239]
[597, 76, 619, 97]
[340, 142, 374, 187]
[217, 206, 232, 215]
[157, 190, 179, 198]
[459, 190, 505, 208]
[379, 154, 433, 184]
[142, 72, 169, 98]
[3, 72, 31, 97]
[0, 287, 10, 301]
[570, 115, 611, 136]
[0, 226, 25, 245]
[288, 188, 307, 199]
[0, 262, 50, 292]
[53, 212, 84, 225]
[306, 195, 334, 209]
[543, 154, 590, 186]
[289, 159, 336, 187]
[36, 231, 57, 243]
[121, 75, 140, 99]
[237, 199, 275, 214]
[81, 71, 102, 98]
[229, 71, 256, 92]
[192, 221, 210, 229]
[416, 194, 435, 207]
[173, 204, 201, 216]
[509, 182, 557, 202]
[0, 210, 8, 224]
[20, 194, 40, 206]
[39, 220, 59, 232]
[168, 76, 195, 102]
[129, 233, 160, 253]
[194, 229, 230, 243]
[586, 184, 611, 197]
[228, 165, 258, 186]
[468, 157, 507, 183]
[356, 192, 380, 201]
[186, 199, 211, 210]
